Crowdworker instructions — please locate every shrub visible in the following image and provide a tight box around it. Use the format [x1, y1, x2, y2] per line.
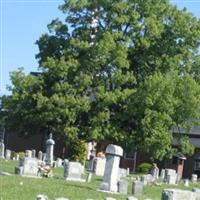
[71, 139, 87, 165]
[137, 163, 152, 173]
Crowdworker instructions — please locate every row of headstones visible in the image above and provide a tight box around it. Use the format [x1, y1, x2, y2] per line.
[36, 187, 200, 200]
[36, 195, 150, 200]
[142, 168, 199, 186]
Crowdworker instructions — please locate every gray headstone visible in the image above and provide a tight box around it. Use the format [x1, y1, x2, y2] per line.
[118, 180, 128, 194]
[150, 164, 159, 179]
[161, 189, 195, 200]
[86, 172, 93, 183]
[56, 158, 63, 167]
[5, 149, 11, 160]
[0, 140, 5, 159]
[32, 149, 36, 158]
[132, 181, 143, 196]
[160, 169, 165, 180]
[184, 179, 189, 187]
[45, 133, 55, 166]
[100, 144, 123, 192]
[38, 151, 43, 160]
[64, 160, 85, 182]
[88, 154, 95, 172]
[16, 157, 39, 177]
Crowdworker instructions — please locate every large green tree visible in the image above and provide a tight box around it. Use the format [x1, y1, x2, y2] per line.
[1, 0, 200, 159]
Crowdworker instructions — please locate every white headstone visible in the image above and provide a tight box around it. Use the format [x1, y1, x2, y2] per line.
[191, 174, 198, 182]
[45, 133, 55, 166]
[36, 194, 48, 200]
[94, 157, 106, 176]
[0, 140, 5, 159]
[38, 151, 43, 160]
[100, 144, 123, 192]
[25, 150, 32, 158]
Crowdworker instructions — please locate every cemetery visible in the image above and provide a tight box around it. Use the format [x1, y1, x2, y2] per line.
[1, 139, 200, 200]
[1, 0, 200, 199]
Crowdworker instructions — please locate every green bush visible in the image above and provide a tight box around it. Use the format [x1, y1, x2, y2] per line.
[137, 163, 152, 173]
[71, 139, 87, 165]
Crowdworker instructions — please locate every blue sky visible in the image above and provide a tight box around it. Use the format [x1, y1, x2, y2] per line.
[0, 0, 200, 95]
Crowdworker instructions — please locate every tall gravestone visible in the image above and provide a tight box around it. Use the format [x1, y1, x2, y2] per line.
[45, 133, 55, 166]
[0, 139, 5, 159]
[38, 151, 43, 161]
[100, 144, 123, 192]
[5, 149, 11, 160]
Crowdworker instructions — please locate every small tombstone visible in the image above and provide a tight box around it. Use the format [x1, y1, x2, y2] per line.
[127, 168, 130, 176]
[160, 169, 165, 180]
[5, 149, 11, 160]
[38, 151, 43, 160]
[56, 158, 63, 167]
[118, 168, 127, 179]
[118, 180, 128, 194]
[0, 139, 5, 159]
[141, 174, 154, 185]
[100, 144, 123, 192]
[36, 194, 48, 200]
[94, 157, 106, 176]
[15, 157, 39, 177]
[191, 174, 198, 182]
[184, 179, 189, 187]
[150, 163, 159, 179]
[45, 133, 55, 166]
[32, 149, 36, 158]
[64, 160, 85, 182]
[25, 150, 32, 158]
[132, 181, 143, 196]
[86, 172, 93, 183]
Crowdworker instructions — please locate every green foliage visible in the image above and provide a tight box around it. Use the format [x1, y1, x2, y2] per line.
[1, 0, 200, 160]
[71, 139, 87, 165]
[136, 163, 152, 174]
[179, 136, 195, 156]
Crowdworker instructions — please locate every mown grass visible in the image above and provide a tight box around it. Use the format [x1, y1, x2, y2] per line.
[0, 159, 199, 200]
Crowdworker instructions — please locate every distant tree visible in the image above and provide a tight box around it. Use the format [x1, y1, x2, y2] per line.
[1, 0, 200, 159]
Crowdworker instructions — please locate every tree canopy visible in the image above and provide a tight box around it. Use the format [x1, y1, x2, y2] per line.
[1, 0, 200, 160]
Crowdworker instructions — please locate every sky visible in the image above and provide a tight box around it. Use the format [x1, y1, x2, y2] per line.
[0, 0, 200, 95]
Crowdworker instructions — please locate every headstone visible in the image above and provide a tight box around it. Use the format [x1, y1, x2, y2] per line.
[127, 168, 130, 176]
[88, 154, 95, 172]
[0, 139, 5, 159]
[25, 150, 32, 158]
[64, 160, 85, 182]
[184, 179, 189, 187]
[15, 157, 39, 177]
[166, 173, 177, 185]
[42, 153, 46, 161]
[100, 144, 123, 192]
[86, 172, 93, 183]
[118, 180, 128, 194]
[191, 174, 198, 182]
[132, 181, 143, 196]
[160, 169, 165, 180]
[118, 168, 127, 179]
[15, 154, 19, 161]
[36, 194, 48, 200]
[161, 189, 195, 200]
[150, 163, 159, 179]
[32, 149, 36, 158]
[94, 157, 106, 176]
[56, 158, 63, 167]
[45, 133, 55, 166]
[5, 149, 11, 160]
[141, 174, 154, 185]
[54, 198, 69, 200]
[38, 151, 43, 160]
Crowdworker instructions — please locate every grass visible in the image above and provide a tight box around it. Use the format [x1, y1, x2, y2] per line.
[0, 159, 200, 200]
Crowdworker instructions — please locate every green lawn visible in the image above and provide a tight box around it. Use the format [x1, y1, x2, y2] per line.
[0, 160, 199, 200]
